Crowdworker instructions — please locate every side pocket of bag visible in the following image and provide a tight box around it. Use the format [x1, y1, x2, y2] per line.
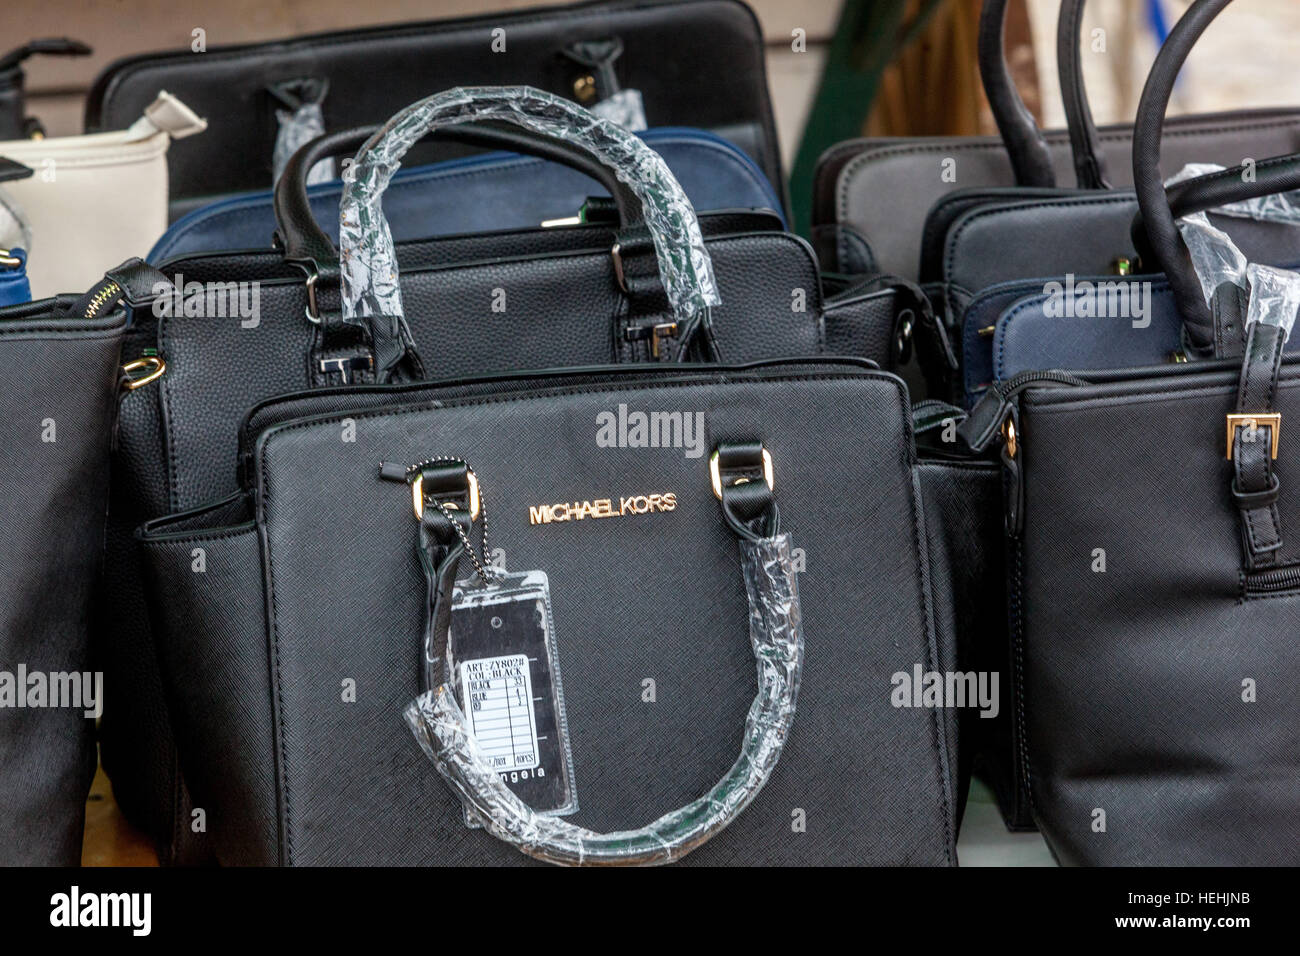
[138, 494, 279, 865]
[916, 459, 1021, 830]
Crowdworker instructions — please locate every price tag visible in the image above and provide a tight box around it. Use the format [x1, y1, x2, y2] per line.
[450, 569, 577, 824]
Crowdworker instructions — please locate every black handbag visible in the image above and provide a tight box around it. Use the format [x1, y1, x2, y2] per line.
[811, 0, 1300, 281]
[96, 87, 918, 864]
[0, 291, 126, 865]
[136, 353, 959, 865]
[958, 0, 1300, 865]
[85, 0, 784, 220]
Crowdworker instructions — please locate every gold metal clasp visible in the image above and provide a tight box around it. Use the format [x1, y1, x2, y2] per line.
[121, 356, 166, 391]
[1002, 418, 1018, 459]
[0, 248, 21, 269]
[1226, 413, 1281, 460]
[710, 448, 774, 500]
[648, 321, 678, 358]
[411, 469, 481, 521]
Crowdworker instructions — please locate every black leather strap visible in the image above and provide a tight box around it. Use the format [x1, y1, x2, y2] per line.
[1132, 0, 1236, 355]
[714, 442, 780, 541]
[1131, 153, 1300, 276]
[276, 124, 644, 281]
[412, 460, 479, 690]
[1057, 0, 1112, 189]
[1231, 319, 1287, 569]
[978, 0, 1056, 188]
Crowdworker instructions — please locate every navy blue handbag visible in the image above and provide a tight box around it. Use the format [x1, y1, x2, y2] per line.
[0, 247, 28, 307]
[149, 127, 782, 262]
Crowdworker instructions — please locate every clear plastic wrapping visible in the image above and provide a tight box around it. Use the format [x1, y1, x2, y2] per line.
[338, 86, 721, 329]
[1170, 163, 1300, 318]
[1170, 163, 1300, 334]
[404, 533, 802, 866]
[273, 101, 329, 186]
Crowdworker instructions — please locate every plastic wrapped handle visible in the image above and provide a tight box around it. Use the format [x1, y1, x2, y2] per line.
[1169, 163, 1300, 337]
[405, 533, 802, 866]
[338, 86, 720, 329]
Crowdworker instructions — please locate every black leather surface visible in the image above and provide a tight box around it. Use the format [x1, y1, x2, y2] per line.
[85, 0, 784, 216]
[1016, 365, 1300, 864]
[0, 299, 125, 865]
[140, 361, 957, 865]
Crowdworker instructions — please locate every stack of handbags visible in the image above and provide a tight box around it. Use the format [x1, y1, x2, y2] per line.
[100, 87, 962, 864]
[957, 0, 1300, 865]
[85, 0, 786, 219]
[129, 88, 960, 865]
[811, 0, 1300, 284]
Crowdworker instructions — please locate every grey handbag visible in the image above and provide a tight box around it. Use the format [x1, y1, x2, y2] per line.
[0, 291, 126, 865]
[811, 0, 1300, 281]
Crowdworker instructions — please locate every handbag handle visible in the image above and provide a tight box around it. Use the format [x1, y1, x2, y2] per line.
[1132, 0, 1243, 354]
[276, 123, 644, 280]
[978, 0, 1056, 188]
[404, 445, 799, 866]
[338, 86, 720, 379]
[1130, 152, 1300, 263]
[1057, 0, 1114, 189]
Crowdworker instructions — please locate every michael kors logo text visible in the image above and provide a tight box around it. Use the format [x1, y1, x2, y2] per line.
[529, 493, 677, 526]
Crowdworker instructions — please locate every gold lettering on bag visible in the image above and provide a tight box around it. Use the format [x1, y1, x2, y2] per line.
[528, 493, 677, 525]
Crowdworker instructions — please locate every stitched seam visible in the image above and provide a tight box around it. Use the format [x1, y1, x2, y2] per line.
[141, 527, 255, 546]
[102, 0, 751, 78]
[261, 478, 293, 865]
[1028, 374, 1300, 415]
[256, 372, 898, 442]
[907, 466, 956, 864]
[159, 316, 182, 513]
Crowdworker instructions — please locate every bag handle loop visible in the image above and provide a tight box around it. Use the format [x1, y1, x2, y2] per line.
[1132, 0, 1238, 354]
[276, 123, 645, 282]
[978, 0, 1056, 188]
[338, 86, 721, 380]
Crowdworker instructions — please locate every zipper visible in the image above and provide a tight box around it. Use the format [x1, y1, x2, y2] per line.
[83, 280, 121, 318]
[1243, 563, 1300, 597]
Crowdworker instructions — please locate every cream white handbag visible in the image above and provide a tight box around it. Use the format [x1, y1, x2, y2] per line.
[0, 92, 204, 298]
